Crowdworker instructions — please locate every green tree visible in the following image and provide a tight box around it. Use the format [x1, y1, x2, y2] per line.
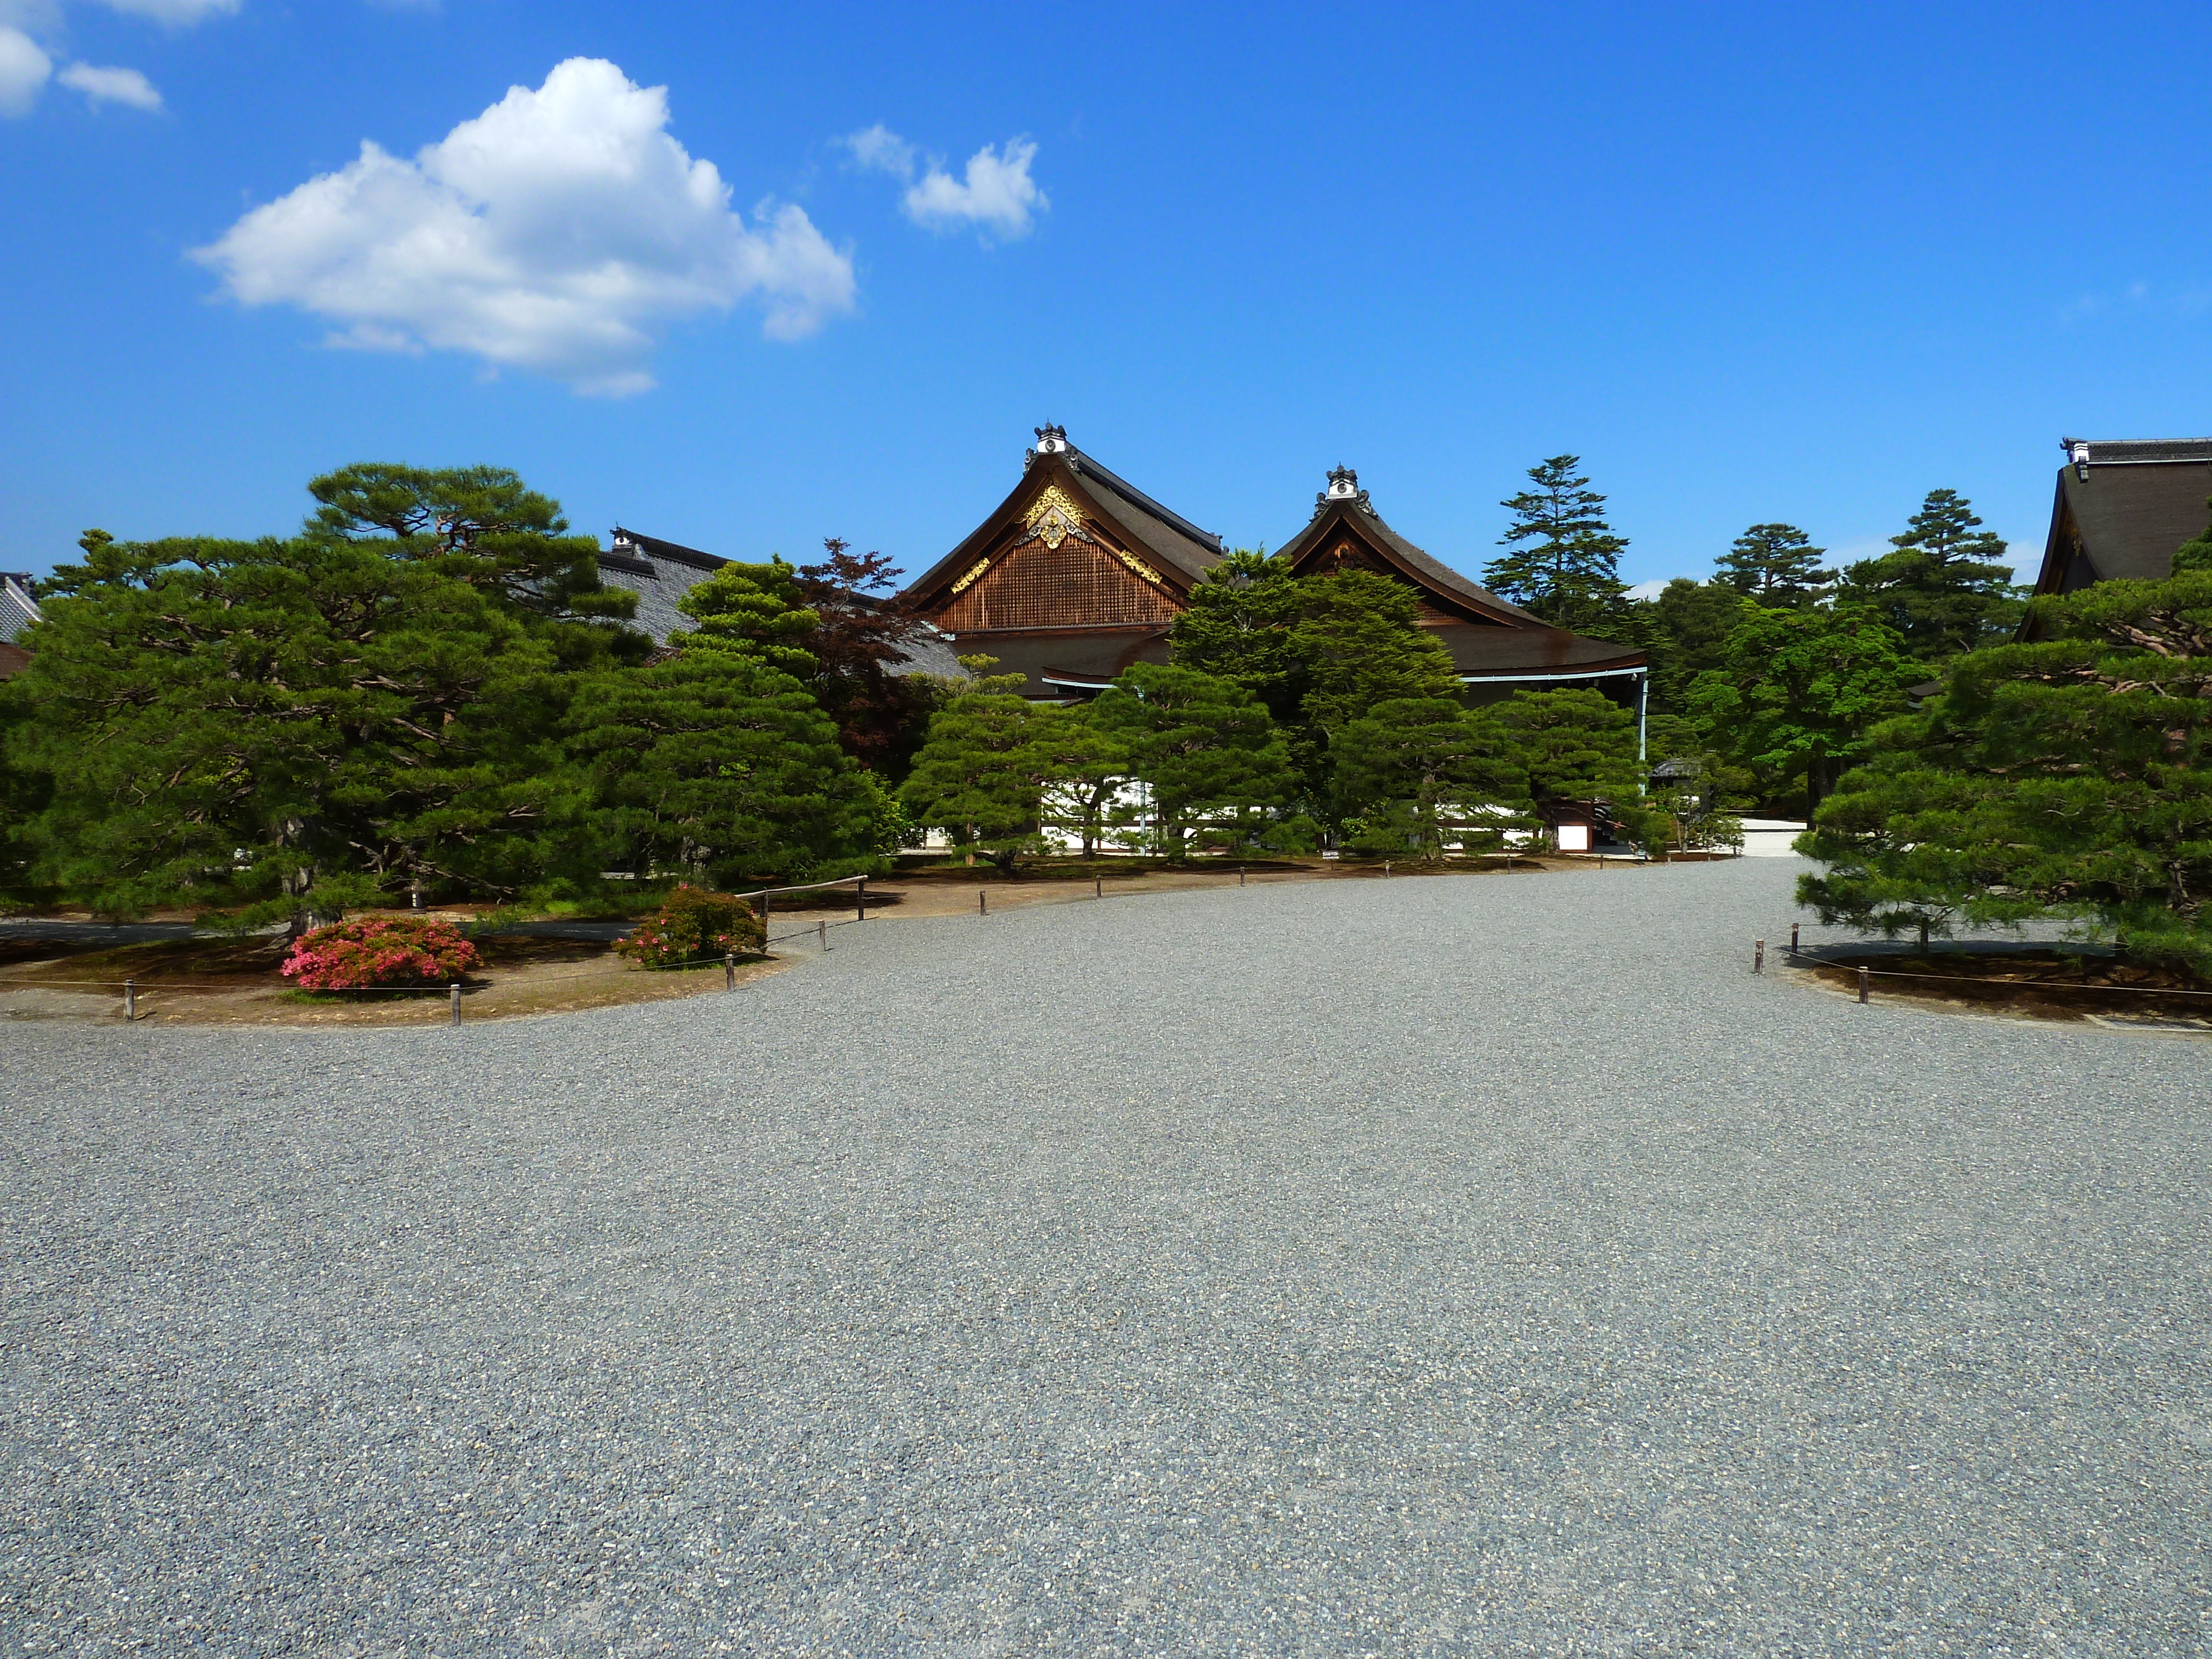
[565, 650, 882, 888]
[15, 530, 568, 927]
[1287, 568, 1462, 731]
[1091, 664, 1293, 859]
[674, 557, 821, 679]
[1483, 456, 1630, 634]
[1799, 565, 2212, 967]
[1029, 703, 1130, 858]
[1715, 523, 1830, 604]
[1167, 547, 1302, 722]
[1641, 578, 1747, 726]
[2172, 497, 2212, 574]
[302, 463, 640, 667]
[898, 690, 1046, 871]
[1333, 697, 1528, 861]
[1688, 603, 1918, 812]
[1488, 687, 1656, 845]
[1835, 489, 2020, 660]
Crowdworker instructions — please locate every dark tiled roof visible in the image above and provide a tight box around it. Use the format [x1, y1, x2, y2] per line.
[599, 528, 958, 678]
[1432, 623, 1645, 679]
[2060, 437, 2212, 467]
[1275, 493, 1549, 626]
[959, 628, 1173, 698]
[1060, 449, 1224, 581]
[2036, 446, 2212, 593]
[1, 575, 40, 646]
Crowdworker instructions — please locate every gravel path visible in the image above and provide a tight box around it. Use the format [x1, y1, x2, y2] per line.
[4, 859, 2208, 1656]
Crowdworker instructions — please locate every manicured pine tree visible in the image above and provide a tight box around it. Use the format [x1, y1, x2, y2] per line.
[1090, 664, 1293, 860]
[896, 688, 1046, 872]
[1482, 456, 1630, 634]
[15, 528, 567, 927]
[1799, 557, 2212, 968]
[1167, 548, 1303, 723]
[1332, 698, 1528, 861]
[565, 649, 884, 888]
[1714, 523, 1830, 604]
[673, 557, 821, 680]
[1027, 703, 1130, 858]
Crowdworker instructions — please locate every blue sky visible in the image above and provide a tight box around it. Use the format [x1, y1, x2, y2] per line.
[3, 2, 2208, 591]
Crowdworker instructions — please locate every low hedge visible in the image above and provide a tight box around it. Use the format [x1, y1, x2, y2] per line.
[615, 885, 766, 969]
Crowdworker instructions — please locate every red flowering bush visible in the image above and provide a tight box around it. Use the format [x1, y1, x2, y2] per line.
[615, 885, 765, 969]
[280, 916, 481, 992]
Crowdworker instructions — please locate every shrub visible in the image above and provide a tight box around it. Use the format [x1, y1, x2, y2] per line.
[281, 916, 481, 992]
[615, 884, 766, 969]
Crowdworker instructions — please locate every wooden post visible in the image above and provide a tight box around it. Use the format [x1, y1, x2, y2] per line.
[1095, 877, 1102, 900]
[1239, 864, 1245, 886]
[1384, 861, 1390, 878]
[1858, 966, 1870, 1004]
[724, 953, 735, 990]
[1790, 923, 1799, 955]
[979, 889, 987, 915]
[857, 878, 866, 923]
[450, 982, 461, 1025]
[1754, 939, 1765, 975]
[818, 919, 827, 951]
[124, 978, 135, 1021]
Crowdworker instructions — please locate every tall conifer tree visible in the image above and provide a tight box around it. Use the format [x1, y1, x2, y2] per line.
[1483, 456, 1629, 634]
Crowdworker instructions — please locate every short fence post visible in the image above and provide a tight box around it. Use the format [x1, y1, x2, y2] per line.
[724, 953, 735, 990]
[979, 889, 987, 916]
[1858, 966, 1870, 1005]
[1384, 861, 1390, 878]
[124, 978, 135, 1021]
[817, 918, 827, 951]
[857, 878, 866, 923]
[450, 982, 462, 1025]
[1790, 923, 1799, 955]
[1094, 877, 1102, 900]
[1754, 939, 1765, 975]
[1239, 864, 1245, 887]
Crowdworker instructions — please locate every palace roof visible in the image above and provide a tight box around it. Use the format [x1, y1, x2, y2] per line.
[2032, 437, 2212, 591]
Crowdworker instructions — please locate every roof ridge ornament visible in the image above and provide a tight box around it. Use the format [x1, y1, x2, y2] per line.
[1034, 424, 1068, 456]
[1314, 463, 1376, 518]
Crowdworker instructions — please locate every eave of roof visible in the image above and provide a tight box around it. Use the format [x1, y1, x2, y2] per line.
[609, 526, 728, 572]
[1276, 494, 1549, 627]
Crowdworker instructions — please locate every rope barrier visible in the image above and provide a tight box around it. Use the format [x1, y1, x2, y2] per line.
[1781, 946, 2212, 1002]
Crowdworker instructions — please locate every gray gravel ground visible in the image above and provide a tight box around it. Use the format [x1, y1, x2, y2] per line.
[4, 858, 2208, 1656]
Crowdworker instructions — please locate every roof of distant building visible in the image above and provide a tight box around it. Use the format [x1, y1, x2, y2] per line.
[2029, 437, 2212, 604]
[1, 574, 41, 646]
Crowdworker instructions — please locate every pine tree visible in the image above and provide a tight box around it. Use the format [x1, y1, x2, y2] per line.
[1798, 564, 2212, 969]
[1687, 603, 1919, 811]
[1091, 664, 1293, 859]
[1167, 548, 1302, 722]
[1715, 523, 1830, 604]
[674, 558, 821, 680]
[1028, 704, 1130, 858]
[1487, 687, 1653, 846]
[1333, 698, 1527, 861]
[897, 691, 1046, 871]
[1835, 489, 2020, 660]
[566, 650, 883, 888]
[1483, 456, 1629, 633]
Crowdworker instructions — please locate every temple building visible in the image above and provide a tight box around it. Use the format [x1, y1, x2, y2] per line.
[896, 426, 1647, 725]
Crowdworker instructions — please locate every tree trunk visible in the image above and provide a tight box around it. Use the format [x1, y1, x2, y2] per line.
[1918, 916, 1930, 952]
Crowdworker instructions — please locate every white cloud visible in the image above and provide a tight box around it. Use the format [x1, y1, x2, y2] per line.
[841, 121, 915, 179]
[0, 25, 51, 116]
[843, 124, 1048, 241]
[58, 59, 159, 108]
[194, 58, 858, 395]
[904, 138, 1046, 239]
[1624, 578, 1674, 601]
[87, 0, 237, 21]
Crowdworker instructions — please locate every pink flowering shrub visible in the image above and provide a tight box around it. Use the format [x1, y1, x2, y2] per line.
[615, 885, 765, 969]
[280, 916, 481, 992]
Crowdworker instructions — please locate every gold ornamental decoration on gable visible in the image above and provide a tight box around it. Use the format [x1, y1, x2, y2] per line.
[1023, 484, 1088, 551]
[948, 557, 992, 594]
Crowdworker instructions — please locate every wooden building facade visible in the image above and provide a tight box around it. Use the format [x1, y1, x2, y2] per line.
[897, 429, 1648, 736]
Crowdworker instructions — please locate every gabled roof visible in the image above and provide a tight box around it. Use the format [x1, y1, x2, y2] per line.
[2032, 438, 2212, 592]
[901, 436, 1224, 607]
[1274, 475, 1553, 627]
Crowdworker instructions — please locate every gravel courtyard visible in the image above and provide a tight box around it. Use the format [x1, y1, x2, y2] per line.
[5, 858, 2208, 1656]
